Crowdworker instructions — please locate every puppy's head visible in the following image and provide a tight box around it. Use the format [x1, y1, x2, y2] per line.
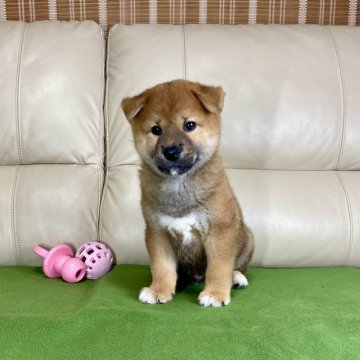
[121, 80, 225, 177]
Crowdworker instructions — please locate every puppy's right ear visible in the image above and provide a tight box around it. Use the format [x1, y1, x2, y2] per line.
[121, 94, 147, 122]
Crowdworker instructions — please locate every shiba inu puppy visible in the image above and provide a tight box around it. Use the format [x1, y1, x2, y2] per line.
[121, 80, 254, 307]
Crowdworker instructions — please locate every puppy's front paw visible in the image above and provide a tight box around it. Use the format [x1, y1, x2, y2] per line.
[197, 291, 230, 307]
[139, 287, 174, 305]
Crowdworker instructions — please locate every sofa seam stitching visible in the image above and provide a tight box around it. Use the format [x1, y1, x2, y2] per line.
[182, 25, 187, 80]
[15, 23, 27, 165]
[326, 27, 347, 170]
[98, 25, 111, 242]
[97, 25, 106, 241]
[335, 172, 353, 266]
[11, 166, 23, 265]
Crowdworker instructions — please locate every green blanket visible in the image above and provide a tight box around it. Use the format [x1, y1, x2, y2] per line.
[1, 266, 359, 360]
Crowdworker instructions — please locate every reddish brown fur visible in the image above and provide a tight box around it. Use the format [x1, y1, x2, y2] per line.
[122, 80, 254, 307]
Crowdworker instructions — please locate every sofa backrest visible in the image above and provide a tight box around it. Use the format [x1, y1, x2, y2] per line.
[0, 21, 105, 265]
[102, 24, 360, 267]
[0, 21, 359, 268]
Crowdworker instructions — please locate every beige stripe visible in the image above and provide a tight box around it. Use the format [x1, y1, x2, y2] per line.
[281, 0, 286, 24]
[219, 0, 224, 24]
[130, 0, 132, 23]
[0, 0, 6, 20]
[169, 0, 171, 24]
[230, 0, 235, 24]
[332, 0, 336, 25]
[149, 0, 157, 24]
[329, 0, 333, 24]
[199, 0, 207, 23]
[173, 0, 175, 24]
[279, 0, 282, 23]
[248, 0, 257, 24]
[118, 0, 121, 23]
[298, 0, 307, 24]
[133, 0, 136, 24]
[29, 0, 32, 21]
[18, 0, 24, 21]
[69, 0, 74, 20]
[48, 0, 57, 20]
[99, 0, 107, 30]
[180, 0, 183, 24]
[272, 0, 275, 23]
[170, 0, 173, 24]
[122, 0, 125, 23]
[80, 0, 84, 21]
[319, 0, 325, 25]
[119, 0, 123, 23]
[279, 0, 281, 23]
[31, 0, 35, 21]
[218, 0, 221, 24]
[183, 0, 186, 25]
[268, 0, 274, 24]
[348, 0, 357, 25]
[222, 0, 225, 24]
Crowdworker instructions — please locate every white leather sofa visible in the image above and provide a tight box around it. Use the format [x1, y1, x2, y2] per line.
[1, 21, 359, 269]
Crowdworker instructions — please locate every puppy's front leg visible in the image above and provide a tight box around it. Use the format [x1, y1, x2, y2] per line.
[139, 226, 177, 304]
[198, 227, 236, 307]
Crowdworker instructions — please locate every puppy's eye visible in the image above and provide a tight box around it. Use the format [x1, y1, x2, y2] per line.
[184, 121, 196, 132]
[150, 125, 162, 136]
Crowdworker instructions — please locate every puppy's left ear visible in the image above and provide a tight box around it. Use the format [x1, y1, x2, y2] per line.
[192, 84, 225, 114]
[121, 93, 147, 122]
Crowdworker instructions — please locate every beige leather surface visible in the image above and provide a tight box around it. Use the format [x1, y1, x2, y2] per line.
[0, 21, 105, 265]
[1, 22, 359, 267]
[102, 165, 359, 267]
[102, 24, 360, 267]
[0, 21, 105, 165]
[105, 24, 360, 171]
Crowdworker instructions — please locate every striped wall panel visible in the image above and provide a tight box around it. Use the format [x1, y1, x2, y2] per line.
[0, 1, 359, 32]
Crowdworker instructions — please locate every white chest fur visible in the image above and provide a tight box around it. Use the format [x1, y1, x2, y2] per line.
[157, 212, 208, 245]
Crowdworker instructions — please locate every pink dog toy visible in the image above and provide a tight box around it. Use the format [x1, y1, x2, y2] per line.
[33, 244, 86, 283]
[76, 242, 113, 280]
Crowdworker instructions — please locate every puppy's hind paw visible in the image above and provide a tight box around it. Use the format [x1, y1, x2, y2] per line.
[232, 271, 249, 289]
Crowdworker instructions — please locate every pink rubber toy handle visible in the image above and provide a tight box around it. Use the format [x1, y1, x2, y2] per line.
[33, 246, 48, 258]
[33, 244, 86, 283]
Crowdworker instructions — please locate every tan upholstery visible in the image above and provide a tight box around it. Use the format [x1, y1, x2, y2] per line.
[0, 21, 105, 265]
[0, 21, 359, 268]
[102, 24, 360, 267]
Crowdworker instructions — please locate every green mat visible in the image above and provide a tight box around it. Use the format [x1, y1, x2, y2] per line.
[0, 265, 359, 360]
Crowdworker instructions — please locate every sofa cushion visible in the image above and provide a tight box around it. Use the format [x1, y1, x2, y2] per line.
[102, 24, 360, 267]
[0, 21, 105, 265]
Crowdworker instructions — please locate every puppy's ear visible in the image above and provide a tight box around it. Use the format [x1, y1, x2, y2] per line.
[192, 84, 225, 114]
[121, 94, 147, 122]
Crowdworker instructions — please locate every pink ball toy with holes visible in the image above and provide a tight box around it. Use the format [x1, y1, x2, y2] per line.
[33, 244, 86, 283]
[75, 242, 113, 280]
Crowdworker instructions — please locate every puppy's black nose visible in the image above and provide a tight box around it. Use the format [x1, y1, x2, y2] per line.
[163, 146, 182, 162]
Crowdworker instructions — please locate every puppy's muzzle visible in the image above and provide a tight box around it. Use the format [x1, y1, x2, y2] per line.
[156, 145, 196, 176]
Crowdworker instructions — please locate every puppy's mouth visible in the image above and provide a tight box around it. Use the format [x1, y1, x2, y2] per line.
[155, 157, 197, 176]
[158, 163, 193, 176]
